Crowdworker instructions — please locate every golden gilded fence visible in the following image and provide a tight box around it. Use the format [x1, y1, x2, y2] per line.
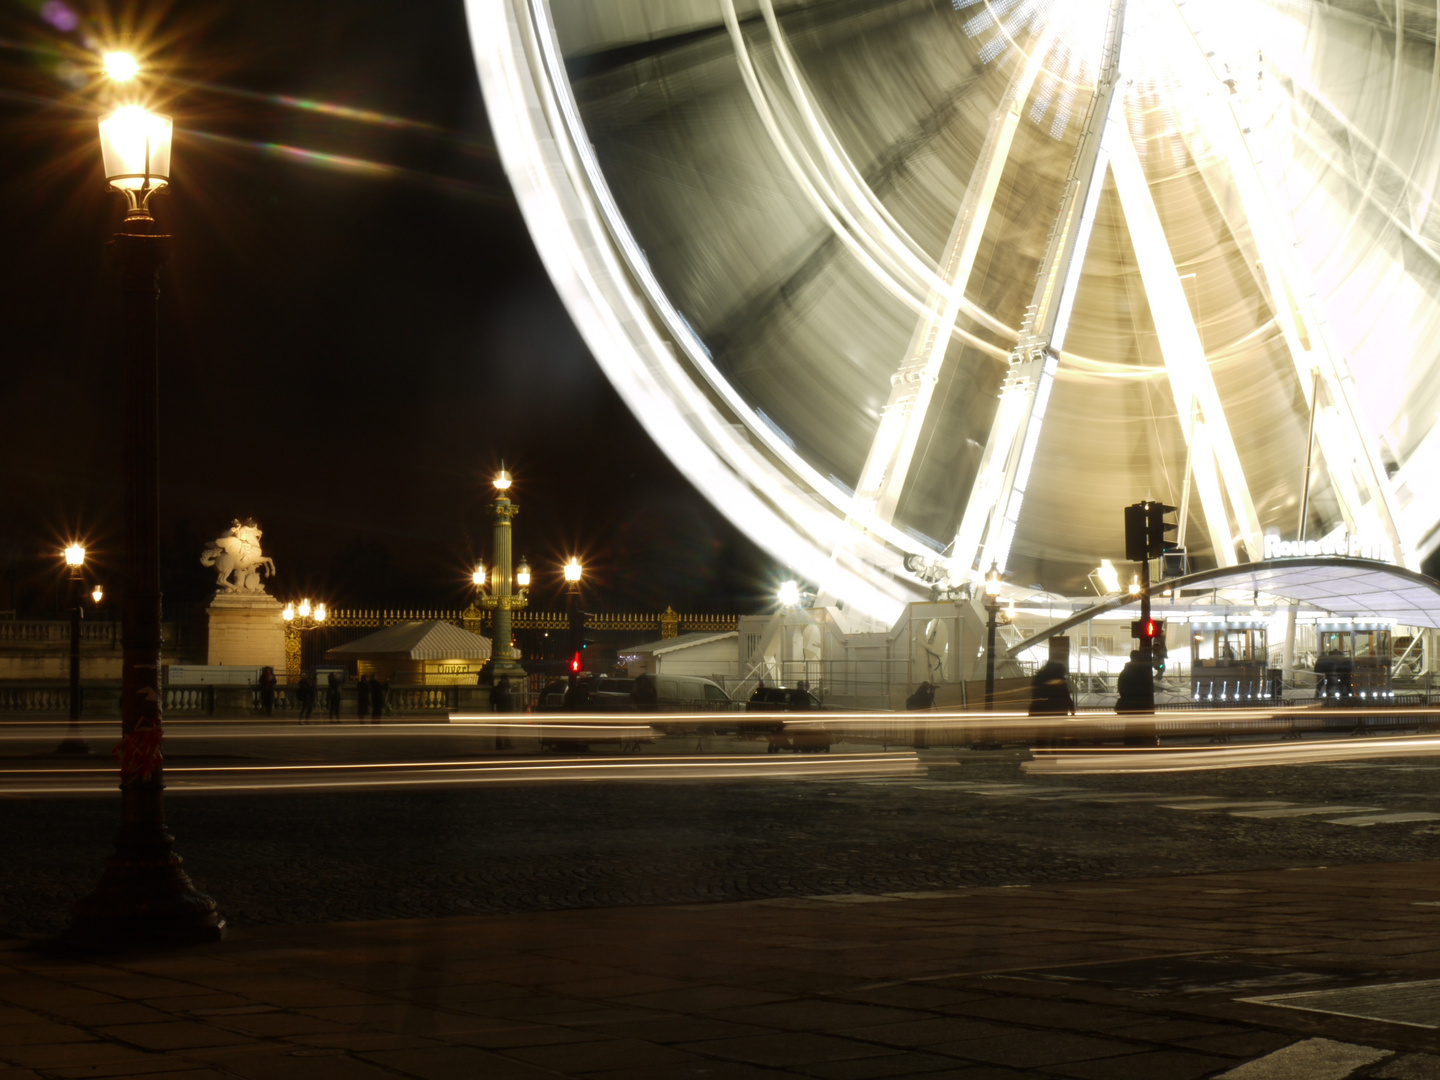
[325, 605, 738, 638]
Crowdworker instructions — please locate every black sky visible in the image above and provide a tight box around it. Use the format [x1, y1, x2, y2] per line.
[0, 0, 773, 618]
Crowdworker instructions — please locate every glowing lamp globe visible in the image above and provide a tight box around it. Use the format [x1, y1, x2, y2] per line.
[777, 580, 801, 608]
[64, 544, 85, 568]
[516, 560, 532, 588]
[472, 566, 485, 587]
[493, 470, 512, 492]
[91, 585, 104, 604]
[98, 105, 171, 192]
[102, 51, 139, 82]
[314, 603, 327, 622]
[563, 558, 582, 583]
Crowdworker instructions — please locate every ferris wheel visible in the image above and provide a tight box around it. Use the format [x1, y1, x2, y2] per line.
[469, 0, 1440, 622]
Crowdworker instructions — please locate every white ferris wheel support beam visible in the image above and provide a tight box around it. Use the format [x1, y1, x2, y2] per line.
[1108, 109, 1261, 565]
[1163, 0, 1410, 565]
[850, 25, 1056, 533]
[950, 0, 1129, 579]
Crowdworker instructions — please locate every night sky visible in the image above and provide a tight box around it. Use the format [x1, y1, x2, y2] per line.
[0, 0, 773, 619]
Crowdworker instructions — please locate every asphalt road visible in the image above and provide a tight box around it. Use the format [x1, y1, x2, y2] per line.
[5, 719, 1440, 939]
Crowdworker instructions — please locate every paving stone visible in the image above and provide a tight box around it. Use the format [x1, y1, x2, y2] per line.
[499, 1036, 702, 1071]
[936, 1031, 1143, 1069]
[45, 1060, 200, 1078]
[714, 1000, 933, 1032]
[360, 1044, 562, 1079]
[94, 1021, 256, 1051]
[849, 1017, 1027, 1048]
[940, 998, 1139, 1030]
[1375, 1053, 1440, 1079]
[1039, 1048, 1237, 1079]
[1214, 1037, 1391, 1078]
[688, 1032, 899, 1067]
[1175, 1029, 1298, 1058]
[0, 1020, 93, 1047]
[1, 1043, 166, 1071]
[798, 1050, 964, 1077]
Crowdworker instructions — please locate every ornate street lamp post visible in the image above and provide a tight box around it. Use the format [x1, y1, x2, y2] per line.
[282, 598, 327, 680]
[57, 545, 91, 755]
[69, 84, 223, 945]
[564, 558, 583, 691]
[983, 562, 1003, 712]
[476, 471, 530, 683]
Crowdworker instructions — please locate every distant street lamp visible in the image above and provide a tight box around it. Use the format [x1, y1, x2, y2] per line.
[69, 77, 223, 945]
[475, 471, 529, 683]
[564, 558, 583, 691]
[91, 584, 104, 605]
[984, 561, 1003, 711]
[57, 545, 90, 755]
[282, 599, 327, 680]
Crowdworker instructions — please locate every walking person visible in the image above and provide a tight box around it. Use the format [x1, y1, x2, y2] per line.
[326, 671, 342, 721]
[356, 673, 370, 721]
[491, 674, 513, 713]
[370, 675, 387, 723]
[296, 672, 315, 722]
[259, 666, 277, 716]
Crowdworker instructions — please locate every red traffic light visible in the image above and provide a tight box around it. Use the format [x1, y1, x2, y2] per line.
[1144, 619, 1159, 639]
[570, 652, 582, 673]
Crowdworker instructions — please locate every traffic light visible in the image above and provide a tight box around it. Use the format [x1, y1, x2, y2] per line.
[570, 652, 582, 673]
[1146, 502, 1179, 559]
[1150, 621, 1168, 674]
[1124, 503, 1148, 562]
[1129, 618, 1164, 643]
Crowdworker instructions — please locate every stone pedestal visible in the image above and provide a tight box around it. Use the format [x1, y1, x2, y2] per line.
[206, 592, 286, 670]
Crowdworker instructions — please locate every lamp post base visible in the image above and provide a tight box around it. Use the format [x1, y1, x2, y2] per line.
[67, 785, 224, 949]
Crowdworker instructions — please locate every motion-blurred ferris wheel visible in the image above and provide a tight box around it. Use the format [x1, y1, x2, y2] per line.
[469, 0, 1440, 622]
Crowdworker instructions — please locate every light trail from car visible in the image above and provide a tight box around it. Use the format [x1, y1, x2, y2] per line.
[0, 751, 921, 796]
[1026, 734, 1440, 774]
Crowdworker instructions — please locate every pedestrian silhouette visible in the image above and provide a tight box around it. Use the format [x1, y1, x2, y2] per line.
[259, 666, 277, 716]
[326, 671, 341, 721]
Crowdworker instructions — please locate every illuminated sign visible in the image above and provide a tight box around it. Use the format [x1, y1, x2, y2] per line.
[1263, 533, 1395, 563]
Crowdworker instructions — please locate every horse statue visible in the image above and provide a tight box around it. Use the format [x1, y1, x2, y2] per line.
[200, 518, 277, 594]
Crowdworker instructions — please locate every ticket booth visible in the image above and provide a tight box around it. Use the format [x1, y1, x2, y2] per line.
[1315, 620, 1393, 703]
[1190, 619, 1271, 703]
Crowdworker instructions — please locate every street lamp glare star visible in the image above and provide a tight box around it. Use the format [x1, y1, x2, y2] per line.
[983, 561, 1002, 599]
[472, 565, 486, 587]
[493, 469, 512, 492]
[777, 579, 801, 608]
[563, 558, 582, 584]
[102, 51, 140, 81]
[91, 585, 104, 604]
[64, 544, 85, 568]
[515, 559, 532, 588]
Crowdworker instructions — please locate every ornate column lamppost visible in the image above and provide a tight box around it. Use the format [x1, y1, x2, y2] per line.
[564, 558, 583, 690]
[983, 561, 1003, 712]
[57, 545, 92, 755]
[282, 598, 327, 680]
[69, 79, 223, 946]
[476, 470, 530, 682]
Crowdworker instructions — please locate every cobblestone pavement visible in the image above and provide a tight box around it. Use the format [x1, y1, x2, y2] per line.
[5, 740, 1440, 937]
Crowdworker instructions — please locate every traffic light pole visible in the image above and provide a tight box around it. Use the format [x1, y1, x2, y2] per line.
[1138, 554, 1151, 666]
[567, 584, 581, 692]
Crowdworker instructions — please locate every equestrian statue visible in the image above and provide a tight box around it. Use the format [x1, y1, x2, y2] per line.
[200, 518, 277, 594]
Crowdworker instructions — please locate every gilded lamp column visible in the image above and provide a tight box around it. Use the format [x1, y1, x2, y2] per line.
[488, 471, 527, 678]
